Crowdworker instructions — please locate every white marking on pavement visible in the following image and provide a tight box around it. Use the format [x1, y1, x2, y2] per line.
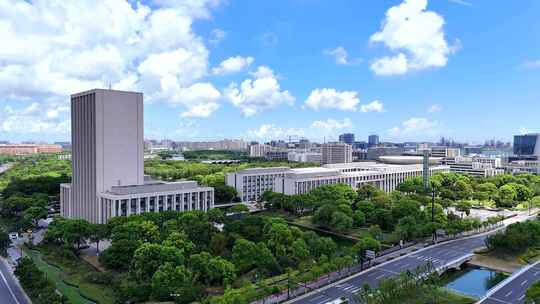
[521, 279, 528, 286]
[375, 273, 386, 280]
[0, 263, 20, 304]
[400, 263, 410, 269]
[505, 291, 513, 297]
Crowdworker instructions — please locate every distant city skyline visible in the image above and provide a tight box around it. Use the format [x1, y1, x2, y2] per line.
[1, 0, 539, 143]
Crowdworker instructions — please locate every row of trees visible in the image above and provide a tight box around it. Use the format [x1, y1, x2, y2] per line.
[399, 172, 540, 208]
[356, 263, 475, 304]
[0, 156, 71, 231]
[14, 257, 63, 304]
[485, 219, 540, 254]
[263, 181, 503, 245]
[42, 209, 366, 303]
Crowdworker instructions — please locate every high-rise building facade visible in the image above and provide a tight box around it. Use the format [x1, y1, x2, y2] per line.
[66, 89, 145, 223]
[61, 89, 213, 223]
[339, 133, 355, 145]
[321, 143, 352, 164]
[368, 134, 380, 147]
[514, 134, 540, 156]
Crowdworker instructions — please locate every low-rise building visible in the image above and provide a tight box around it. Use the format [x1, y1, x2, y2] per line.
[226, 162, 450, 202]
[62, 180, 213, 223]
[226, 167, 290, 202]
[443, 156, 504, 177]
[0, 144, 62, 155]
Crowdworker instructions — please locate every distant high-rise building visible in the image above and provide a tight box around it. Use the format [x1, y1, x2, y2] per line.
[339, 133, 355, 145]
[514, 134, 540, 156]
[61, 89, 214, 223]
[431, 146, 460, 158]
[368, 135, 380, 147]
[321, 143, 352, 164]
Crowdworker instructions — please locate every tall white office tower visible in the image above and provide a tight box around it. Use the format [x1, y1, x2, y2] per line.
[61, 89, 144, 223]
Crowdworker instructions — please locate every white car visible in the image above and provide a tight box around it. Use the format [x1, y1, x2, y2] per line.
[8, 232, 18, 240]
[325, 297, 349, 304]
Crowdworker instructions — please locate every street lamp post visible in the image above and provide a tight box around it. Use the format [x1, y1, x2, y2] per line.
[432, 187, 436, 243]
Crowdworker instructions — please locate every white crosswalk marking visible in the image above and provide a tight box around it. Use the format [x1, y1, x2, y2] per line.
[410, 254, 442, 264]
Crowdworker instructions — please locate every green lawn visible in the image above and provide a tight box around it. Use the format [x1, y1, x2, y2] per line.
[23, 245, 117, 304]
[433, 288, 477, 304]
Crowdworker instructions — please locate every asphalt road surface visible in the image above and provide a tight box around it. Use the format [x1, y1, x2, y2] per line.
[288, 234, 487, 304]
[480, 261, 540, 304]
[0, 258, 30, 304]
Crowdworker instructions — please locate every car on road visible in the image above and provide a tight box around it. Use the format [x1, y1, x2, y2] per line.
[8, 232, 18, 240]
[325, 297, 349, 304]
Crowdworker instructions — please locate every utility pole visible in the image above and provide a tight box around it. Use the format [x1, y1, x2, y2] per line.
[432, 187, 436, 242]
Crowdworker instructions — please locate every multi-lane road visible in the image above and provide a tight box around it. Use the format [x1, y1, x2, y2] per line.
[288, 233, 487, 304]
[287, 213, 539, 304]
[479, 260, 540, 304]
[0, 258, 30, 304]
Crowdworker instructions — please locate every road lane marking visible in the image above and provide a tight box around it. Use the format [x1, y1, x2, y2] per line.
[0, 262, 20, 304]
[375, 273, 386, 280]
[310, 294, 326, 302]
[504, 291, 513, 297]
[519, 294, 526, 300]
[521, 279, 528, 286]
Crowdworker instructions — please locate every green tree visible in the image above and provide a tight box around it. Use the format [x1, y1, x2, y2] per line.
[151, 262, 197, 303]
[0, 230, 10, 256]
[290, 239, 310, 263]
[353, 236, 381, 263]
[89, 223, 109, 253]
[99, 239, 139, 270]
[213, 184, 238, 204]
[229, 204, 249, 214]
[232, 238, 259, 273]
[495, 184, 517, 207]
[455, 200, 472, 218]
[23, 206, 48, 228]
[353, 210, 366, 227]
[131, 243, 185, 281]
[207, 208, 225, 224]
[330, 211, 353, 231]
[526, 281, 540, 304]
[162, 231, 196, 256]
[207, 257, 236, 286]
[255, 242, 280, 275]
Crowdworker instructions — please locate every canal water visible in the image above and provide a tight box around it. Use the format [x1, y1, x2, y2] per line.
[443, 266, 508, 298]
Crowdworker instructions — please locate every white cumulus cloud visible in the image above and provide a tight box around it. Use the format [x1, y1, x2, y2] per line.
[304, 88, 360, 112]
[0, 0, 225, 125]
[389, 117, 437, 137]
[370, 0, 456, 76]
[212, 56, 254, 75]
[323, 46, 361, 65]
[225, 66, 295, 116]
[311, 118, 353, 135]
[247, 124, 305, 140]
[361, 100, 385, 113]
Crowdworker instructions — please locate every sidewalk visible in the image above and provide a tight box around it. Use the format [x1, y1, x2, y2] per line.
[252, 218, 520, 304]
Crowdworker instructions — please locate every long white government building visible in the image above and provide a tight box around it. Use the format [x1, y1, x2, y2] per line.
[61, 89, 214, 224]
[226, 162, 450, 202]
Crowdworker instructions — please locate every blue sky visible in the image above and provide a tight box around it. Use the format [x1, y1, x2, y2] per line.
[1, 0, 539, 144]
